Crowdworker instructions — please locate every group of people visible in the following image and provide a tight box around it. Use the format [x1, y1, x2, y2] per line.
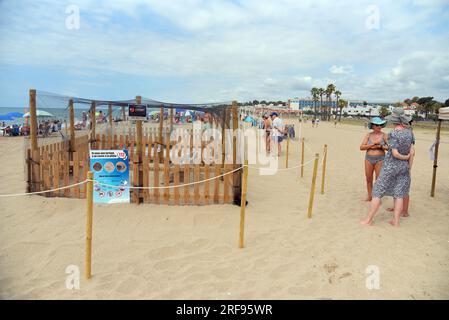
[360, 107, 415, 227]
[261, 112, 286, 156]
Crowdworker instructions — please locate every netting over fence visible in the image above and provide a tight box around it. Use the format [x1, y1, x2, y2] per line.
[25, 90, 243, 205]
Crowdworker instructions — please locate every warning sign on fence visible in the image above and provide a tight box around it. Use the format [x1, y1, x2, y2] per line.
[89, 150, 130, 204]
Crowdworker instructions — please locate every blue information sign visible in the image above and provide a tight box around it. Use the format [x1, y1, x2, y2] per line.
[89, 150, 130, 204]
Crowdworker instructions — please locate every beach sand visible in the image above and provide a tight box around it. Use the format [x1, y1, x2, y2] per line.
[0, 121, 448, 299]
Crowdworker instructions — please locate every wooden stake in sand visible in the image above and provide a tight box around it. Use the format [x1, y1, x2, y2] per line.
[29, 89, 40, 192]
[85, 171, 93, 279]
[430, 119, 442, 197]
[320, 144, 328, 195]
[300, 138, 305, 178]
[307, 153, 319, 218]
[285, 135, 290, 168]
[239, 160, 249, 248]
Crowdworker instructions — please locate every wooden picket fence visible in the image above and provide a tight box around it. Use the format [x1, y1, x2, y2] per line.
[27, 128, 237, 205]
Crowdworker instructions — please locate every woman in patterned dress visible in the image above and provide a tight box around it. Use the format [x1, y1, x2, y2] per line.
[361, 107, 414, 227]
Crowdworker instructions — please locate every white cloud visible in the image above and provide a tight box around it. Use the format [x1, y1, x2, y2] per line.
[0, 0, 448, 102]
[329, 65, 353, 74]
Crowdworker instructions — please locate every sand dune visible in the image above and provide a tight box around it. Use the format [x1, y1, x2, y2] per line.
[0, 121, 448, 299]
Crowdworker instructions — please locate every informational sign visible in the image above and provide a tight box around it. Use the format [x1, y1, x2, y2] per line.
[89, 150, 130, 204]
[128, 104, 147, 120]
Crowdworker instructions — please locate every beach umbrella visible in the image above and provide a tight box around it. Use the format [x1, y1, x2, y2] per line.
[0, 114, 14, 121]
[6, 112, 24, 118]
[244, 116, 254, 123]
[23, 110, 54, 118]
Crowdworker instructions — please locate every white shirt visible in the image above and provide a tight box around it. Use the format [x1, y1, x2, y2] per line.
[272, 117, 284, 137]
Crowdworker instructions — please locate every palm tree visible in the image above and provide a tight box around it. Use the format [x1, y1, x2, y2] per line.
[318, 88, 325, 120]
[311, 87, 319, 119]
[334, 90, 341, 120]
[326, 84, 336, 121]
[338, 98, 346, 121]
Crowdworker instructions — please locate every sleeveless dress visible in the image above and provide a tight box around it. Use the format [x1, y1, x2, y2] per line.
[372, 128, 415, 199]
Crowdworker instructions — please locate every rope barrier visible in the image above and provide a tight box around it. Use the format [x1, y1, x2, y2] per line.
[88, 165, 244, 190]
[1, 141, 323, 196]
[0, 180, 88, 197]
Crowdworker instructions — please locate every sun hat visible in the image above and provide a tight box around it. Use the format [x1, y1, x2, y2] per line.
[387, 107, 411, 125]
[368, 117, 387, 129]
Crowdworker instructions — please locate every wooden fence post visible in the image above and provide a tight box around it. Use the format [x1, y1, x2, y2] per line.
[307, 153, 319, 218]
[431, 119, 442, 197]
[320, 144, 327, 195]
[85, 171, 93, 279]
[239, 160, 249, 248]
[29, 89, 40, 192]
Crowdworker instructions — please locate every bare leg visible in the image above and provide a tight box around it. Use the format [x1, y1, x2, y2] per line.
[387, 196, 409, 216]
[361, 197, 381, 226]
[265, 134, 270, 154]
[374, 160, 383, 180]
[402, 196, 410, 217]
[389, 198, 403, 227]
[277, 139, 281, 157]
[364, 160, 374, 201]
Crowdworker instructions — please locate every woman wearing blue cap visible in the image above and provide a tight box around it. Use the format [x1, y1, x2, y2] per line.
[359, 117, 388, 201]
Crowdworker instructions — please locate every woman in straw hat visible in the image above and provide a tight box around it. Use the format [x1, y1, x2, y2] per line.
[359, 117, 388, 201]
[361, 107, 415, 227]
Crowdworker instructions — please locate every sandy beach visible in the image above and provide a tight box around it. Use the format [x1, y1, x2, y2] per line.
[0, 120, 448, 300]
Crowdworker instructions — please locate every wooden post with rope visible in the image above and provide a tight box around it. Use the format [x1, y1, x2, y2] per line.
[232, 101, 241, 202]
[307, 153, 319, 218]
[301, 137, 305, 178]
[85, 171, 93, 279]
[239, 160, 249, 248]
[320, 144, 327, 195]
[430, 119, 442, 197]
[29, 89, 40, 192]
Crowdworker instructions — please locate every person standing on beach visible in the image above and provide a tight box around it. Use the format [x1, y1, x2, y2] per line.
[270, 112, 284, 156]
[387, 119, 415, 217]
[262, 113, 272, 154]
[361, 107, 414, 227]
[359, 117, 388, 201]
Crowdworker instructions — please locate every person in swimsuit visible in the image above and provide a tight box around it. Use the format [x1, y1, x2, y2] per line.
[359, 117, 388, 201]
[262, 113, 272, 154]
[361, 107, 414, 227]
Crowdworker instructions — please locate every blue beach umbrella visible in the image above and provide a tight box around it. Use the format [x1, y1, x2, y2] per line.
[0, 114, 14, 121]
[6, 112, 24, 118]
[244, 116, 254, 123]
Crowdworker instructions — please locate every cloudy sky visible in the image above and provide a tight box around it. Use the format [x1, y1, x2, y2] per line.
[0, 0, 448, 107]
